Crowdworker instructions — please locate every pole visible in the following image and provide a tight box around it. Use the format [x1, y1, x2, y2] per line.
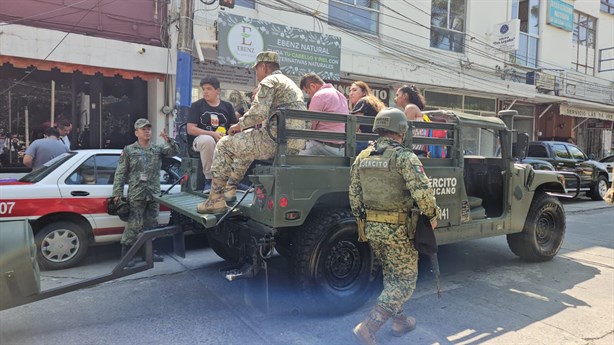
[174, 0, 194, 156]
[8, 89, 11, 134]
[51, 80, 56, 127]
[25, 106, 30, 147]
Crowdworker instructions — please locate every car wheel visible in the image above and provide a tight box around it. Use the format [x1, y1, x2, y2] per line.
[506, 192, 565, 262]
[35, 221, 88, 270]
[292, 209, 380, 314]
[589, 175, 609, 201]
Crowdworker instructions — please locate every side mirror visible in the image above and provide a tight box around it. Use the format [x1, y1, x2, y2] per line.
[588, 153, 595, 160]
[515, 132, 529, 160]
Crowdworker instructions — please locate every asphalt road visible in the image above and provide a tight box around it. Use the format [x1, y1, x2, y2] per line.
[1, 198, 613, 345]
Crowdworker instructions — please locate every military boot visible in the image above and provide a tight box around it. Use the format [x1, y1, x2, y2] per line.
[197, 178, 228, 214]
[390, 314, 417, 337]
[224, 174, 242, 203]
[352, 305, 392, 345]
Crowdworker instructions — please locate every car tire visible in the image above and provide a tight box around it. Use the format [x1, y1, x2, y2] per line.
[35, 221, 89, 270]
[506, 192, 565, 262]
[292, 209, 380, 315]
[589, 175, 608, 201]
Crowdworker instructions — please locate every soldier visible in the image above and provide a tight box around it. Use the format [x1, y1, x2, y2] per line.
[197, 51, 308, 213]
[349, 108, 441, 345]
[112, 118, 179, 265]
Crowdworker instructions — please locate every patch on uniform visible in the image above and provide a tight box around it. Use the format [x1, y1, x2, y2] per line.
[373, 116, 390, 127]
[409, 155, 422, 166]
[414, 165, 424, 174]
[360, 158, 389, 169]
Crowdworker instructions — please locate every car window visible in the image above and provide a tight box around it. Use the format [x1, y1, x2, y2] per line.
[66, 154, 120, 185]
[528, 144, 548, 157]
[567, 145, 585, 160]
[552, 144, 571, 159]
[19, 153, 75, 183]
[603, 156, 614, 163]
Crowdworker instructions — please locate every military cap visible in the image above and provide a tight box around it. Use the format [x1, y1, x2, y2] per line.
[252, 51, 280, 68]
[134, 118, 151, 129]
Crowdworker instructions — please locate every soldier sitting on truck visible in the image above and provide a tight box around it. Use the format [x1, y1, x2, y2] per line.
[196, 51, 309, 214]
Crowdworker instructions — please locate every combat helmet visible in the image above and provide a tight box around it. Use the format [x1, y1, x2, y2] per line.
[107, 197, 131, 222]
[372, 107, 408, 134]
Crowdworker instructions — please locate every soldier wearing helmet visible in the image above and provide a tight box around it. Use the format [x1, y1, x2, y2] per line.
[349, 107, 440, 345]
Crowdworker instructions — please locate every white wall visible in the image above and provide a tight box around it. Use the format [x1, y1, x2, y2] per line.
[0, 24, 175, 75]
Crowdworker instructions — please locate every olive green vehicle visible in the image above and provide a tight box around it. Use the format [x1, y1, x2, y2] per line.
[153, 108, 568, 313]
[0, 109, 568, 312]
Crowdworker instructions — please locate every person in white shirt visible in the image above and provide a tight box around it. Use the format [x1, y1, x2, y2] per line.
[57, 120, 73, 150]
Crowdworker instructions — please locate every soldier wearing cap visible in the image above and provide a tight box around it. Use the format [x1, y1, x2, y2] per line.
[112, 118, 179, 265]
[349, 108, 440, 345]
[197, 51, 309, 214]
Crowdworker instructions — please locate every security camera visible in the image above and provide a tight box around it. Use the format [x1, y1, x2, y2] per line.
[138, 47, 146, 54]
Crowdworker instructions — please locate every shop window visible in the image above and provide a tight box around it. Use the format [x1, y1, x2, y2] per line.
[464, 96, 496, 112]
[424, 91, 462, 110]
[572, 11, 596, 76]
[236, 0, 255, 8]
[430, 0, 466, 53]
[329, 0, 380, 34]
[601, 0, 614, 14]
[511, 0, 539, 68]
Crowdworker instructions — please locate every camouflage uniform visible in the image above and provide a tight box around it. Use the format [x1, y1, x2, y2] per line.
[112, 137, 179, 246]
[211, 69, 308, 185]
[349, 137, 440, 316]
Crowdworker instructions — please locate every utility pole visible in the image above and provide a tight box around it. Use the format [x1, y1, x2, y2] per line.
[174, 0, 194, 154]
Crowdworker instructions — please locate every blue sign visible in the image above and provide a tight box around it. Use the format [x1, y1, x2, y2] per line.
[547, 0, 574, 32]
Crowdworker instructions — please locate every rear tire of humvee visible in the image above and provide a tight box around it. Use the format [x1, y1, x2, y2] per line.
[292, 209, 380, 314]
[506, 192, 565, 262]
[206, 231, 242, 263]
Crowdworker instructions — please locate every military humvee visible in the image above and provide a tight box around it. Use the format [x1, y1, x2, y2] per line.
[154, 108, 568, 313]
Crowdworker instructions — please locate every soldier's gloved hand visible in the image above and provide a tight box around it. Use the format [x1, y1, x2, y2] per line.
[430, 218, 438, 229]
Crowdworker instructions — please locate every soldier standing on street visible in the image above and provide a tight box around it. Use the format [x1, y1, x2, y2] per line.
[349, 108, 441, 345]
[112, 118, 179, 265]
[197, 51, 309, 214]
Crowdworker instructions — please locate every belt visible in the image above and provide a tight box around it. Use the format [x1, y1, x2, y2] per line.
[317, 140, 345, 149]
[366, 210, 408, 225]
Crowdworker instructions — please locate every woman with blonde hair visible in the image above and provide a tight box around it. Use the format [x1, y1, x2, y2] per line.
[349, 81, 386, 134]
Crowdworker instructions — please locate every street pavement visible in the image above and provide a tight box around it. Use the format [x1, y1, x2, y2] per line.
[0, 198, 612, 345]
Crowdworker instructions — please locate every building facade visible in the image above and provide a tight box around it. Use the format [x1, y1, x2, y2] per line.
[193, 0, 614, 157]
[1, 0, 613, 157]
[0, 0, 174, 151]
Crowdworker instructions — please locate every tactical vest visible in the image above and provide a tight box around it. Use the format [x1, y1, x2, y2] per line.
[358, 146, 414, 212]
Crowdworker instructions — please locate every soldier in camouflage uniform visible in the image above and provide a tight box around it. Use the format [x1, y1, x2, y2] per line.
[112, 118, 179, 264]
[197, 51, 308, 213]
[349, 108, 440, 345]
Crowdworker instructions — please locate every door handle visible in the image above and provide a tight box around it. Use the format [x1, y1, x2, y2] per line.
[71, 191, 90, 196]
[557, 163, 564, 166]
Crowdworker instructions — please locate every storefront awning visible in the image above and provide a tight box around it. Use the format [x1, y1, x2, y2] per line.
[1, 56, 166, 81]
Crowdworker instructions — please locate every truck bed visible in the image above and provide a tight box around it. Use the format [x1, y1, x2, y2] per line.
[156, 190, 253, 228]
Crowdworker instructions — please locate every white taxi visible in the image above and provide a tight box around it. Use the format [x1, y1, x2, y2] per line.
[0, 150, 182, 270]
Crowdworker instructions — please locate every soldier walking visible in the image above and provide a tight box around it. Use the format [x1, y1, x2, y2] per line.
[112, 118, 179, 265]
[197, 51, 309, 213]
[349, 108, 440, 345]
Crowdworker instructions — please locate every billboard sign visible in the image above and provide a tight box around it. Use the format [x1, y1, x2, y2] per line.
[218, 12, 342, 80]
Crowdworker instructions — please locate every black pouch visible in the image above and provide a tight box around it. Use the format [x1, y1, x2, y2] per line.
[414, 214, 437, 255]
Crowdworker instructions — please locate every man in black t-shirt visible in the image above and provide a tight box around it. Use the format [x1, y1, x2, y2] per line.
[188, 77, 237, 189]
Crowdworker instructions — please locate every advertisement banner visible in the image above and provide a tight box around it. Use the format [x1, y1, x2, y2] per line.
[491, 19, 520, 52]
[547, 0, 574, 32]
[217, 12, 341, 80]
